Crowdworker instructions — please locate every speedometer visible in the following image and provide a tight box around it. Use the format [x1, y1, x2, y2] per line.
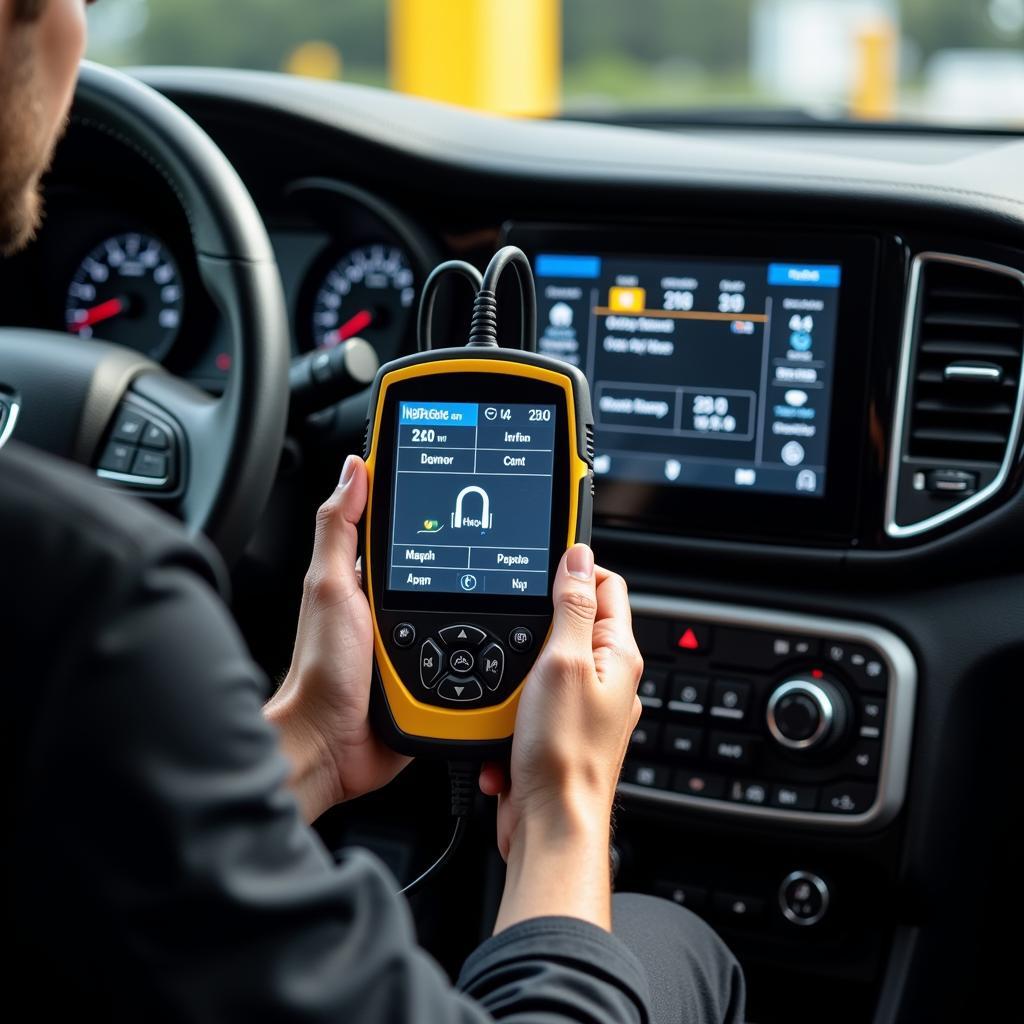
[309, 243, 415, 356]
[65, 232, 183, 361]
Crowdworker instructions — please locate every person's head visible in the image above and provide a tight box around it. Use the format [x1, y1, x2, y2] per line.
[0, 0, 88, 255]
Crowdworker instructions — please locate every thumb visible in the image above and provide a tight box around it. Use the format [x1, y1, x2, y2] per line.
[311, 455, 368, 587]
[547, 544, 598, 649]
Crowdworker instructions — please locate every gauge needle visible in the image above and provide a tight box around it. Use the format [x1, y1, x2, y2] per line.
[325, 308, 373, 346]
[71, 297, 126, 331]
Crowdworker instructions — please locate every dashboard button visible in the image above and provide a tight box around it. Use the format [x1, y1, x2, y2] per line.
[709, 731, 759, 768]
[770, 784, 818, 811]
[98, 441, 135, 473]
[140, 422, 170, 450]
[436, 676, 483, 703]
[439, 624, 487, 647]
[672, 621, 712, 654]
[845, 739, 882, 778]
[131, 450, 168, 479]
[112, 409, 146, 443]
[672, 769, 726, 800]
[779, 871, 830, 927]
[663, 724, 702, 758]
[508, 627, 533, 652]
[716, 627, 819, 669]
[655, 882, 709, 913]
[622, 762, 669, 789]
[638, 668, 668, 709]
[667, 673, 708, 714]
[629, 720, 662, 755]
[448, 648, 475, 675]
[478, 642, 505, 690]
[393, 623, 416, 648]
[858, 696, 886, 739]
[821, 782, 876, 814]
[709, 678, 751, 723]
[419, 639, 443, 688]
[729, 779, 769, 805]
[714, 891, 765, 922]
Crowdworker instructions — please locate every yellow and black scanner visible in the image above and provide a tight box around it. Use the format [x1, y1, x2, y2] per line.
[363, 247, 594, 758]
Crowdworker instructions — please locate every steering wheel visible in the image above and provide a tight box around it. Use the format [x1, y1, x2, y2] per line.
[0, 62, 289, 562]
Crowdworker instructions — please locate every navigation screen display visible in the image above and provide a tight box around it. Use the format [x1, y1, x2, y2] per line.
[387, 401, 556, 596]
[534, 253, 841, 498]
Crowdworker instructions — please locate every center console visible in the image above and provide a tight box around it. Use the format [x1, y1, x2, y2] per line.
[622, 595, 916, 829]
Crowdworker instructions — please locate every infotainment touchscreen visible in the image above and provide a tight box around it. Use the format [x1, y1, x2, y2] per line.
[533, 253, 841, 499]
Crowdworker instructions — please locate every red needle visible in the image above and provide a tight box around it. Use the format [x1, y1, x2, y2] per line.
[71, 297, 125, 331]
[324, 308, 373, 346]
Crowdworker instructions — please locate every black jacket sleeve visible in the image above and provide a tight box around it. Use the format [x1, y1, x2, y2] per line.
[6, 445, 650, 1024]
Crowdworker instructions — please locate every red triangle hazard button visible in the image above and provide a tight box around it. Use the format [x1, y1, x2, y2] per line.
[677, 628, 700, 650]
[673, 622, 710, 654]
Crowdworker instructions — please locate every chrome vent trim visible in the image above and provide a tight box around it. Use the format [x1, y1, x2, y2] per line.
[885, 252, 1024, 539]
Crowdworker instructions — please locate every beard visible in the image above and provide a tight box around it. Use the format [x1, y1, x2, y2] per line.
[0, 32, 58, 257]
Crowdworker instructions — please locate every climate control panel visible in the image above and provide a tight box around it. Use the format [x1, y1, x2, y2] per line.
[621, 596, 917, 829]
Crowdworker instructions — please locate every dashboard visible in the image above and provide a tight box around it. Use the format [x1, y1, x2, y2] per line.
[4, 67, 1024, 1024]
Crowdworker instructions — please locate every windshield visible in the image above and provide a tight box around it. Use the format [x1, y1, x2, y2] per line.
[86, 0, 1024, 128]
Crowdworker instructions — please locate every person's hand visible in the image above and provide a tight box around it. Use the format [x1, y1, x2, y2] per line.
[481, 545, 643, 931]
[265, 455, 410, 822]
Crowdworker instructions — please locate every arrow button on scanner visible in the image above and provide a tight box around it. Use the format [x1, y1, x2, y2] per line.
[437, 676, 484, 703]
[439, 624, 487, 647]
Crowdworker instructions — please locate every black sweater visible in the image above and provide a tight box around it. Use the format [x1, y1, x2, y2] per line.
[4, 442, 650, 1023]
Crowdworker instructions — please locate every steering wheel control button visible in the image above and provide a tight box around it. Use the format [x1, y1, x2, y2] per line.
[448, 649, 475, 675]
[622, 762, 669, 789]
[638, 669, 668, 709]
[672, 621, 711, 654]
[672, 770, 726, 800]
[141, 422, 170, 449]
[112, 409, 146, 443]
[437, 676, 483, 703]
[439, 624, 487, 647]
[780, 872, 830, 927]
[508, 627, 533, 652]
[98, 441, 135, 474]
[822, 782, 876, 815]
[770, 784, 818, 811]
[131, 450, 169, 479]
[478, 643, 505, 690]
[709, 679, 751, 722]
[663, 724, 702, 758]
[709, 731, 758, 768]
[419, 639, 443, 688]
[668, 674, 708, 715]
[393, 623, 416, 648]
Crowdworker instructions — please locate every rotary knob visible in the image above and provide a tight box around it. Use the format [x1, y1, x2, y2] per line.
[766, 675, 848, 752]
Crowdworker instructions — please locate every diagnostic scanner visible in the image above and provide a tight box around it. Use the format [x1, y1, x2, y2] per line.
[363, 247, 594, 757]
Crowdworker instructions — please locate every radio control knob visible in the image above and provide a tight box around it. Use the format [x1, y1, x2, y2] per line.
[766, 675, 848, 752]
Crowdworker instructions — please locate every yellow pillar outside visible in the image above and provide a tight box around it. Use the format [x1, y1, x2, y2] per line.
[850, 16, 897, 120]
[390, 0, 561, 117]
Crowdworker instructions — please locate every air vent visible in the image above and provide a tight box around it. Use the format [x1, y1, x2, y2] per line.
[907, 261, 1023, 463]
[887, 253, 1024, 538]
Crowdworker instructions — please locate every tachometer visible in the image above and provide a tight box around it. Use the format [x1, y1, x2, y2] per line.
[65, 232, 183, 361]
[310, 243, 415, 356]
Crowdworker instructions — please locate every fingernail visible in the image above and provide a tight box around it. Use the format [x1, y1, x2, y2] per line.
[566, 544, 593, 581]
[339, 455, 357, 488]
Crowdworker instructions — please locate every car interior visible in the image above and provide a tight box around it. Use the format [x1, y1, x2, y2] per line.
[2, 13, 1023, 1022]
